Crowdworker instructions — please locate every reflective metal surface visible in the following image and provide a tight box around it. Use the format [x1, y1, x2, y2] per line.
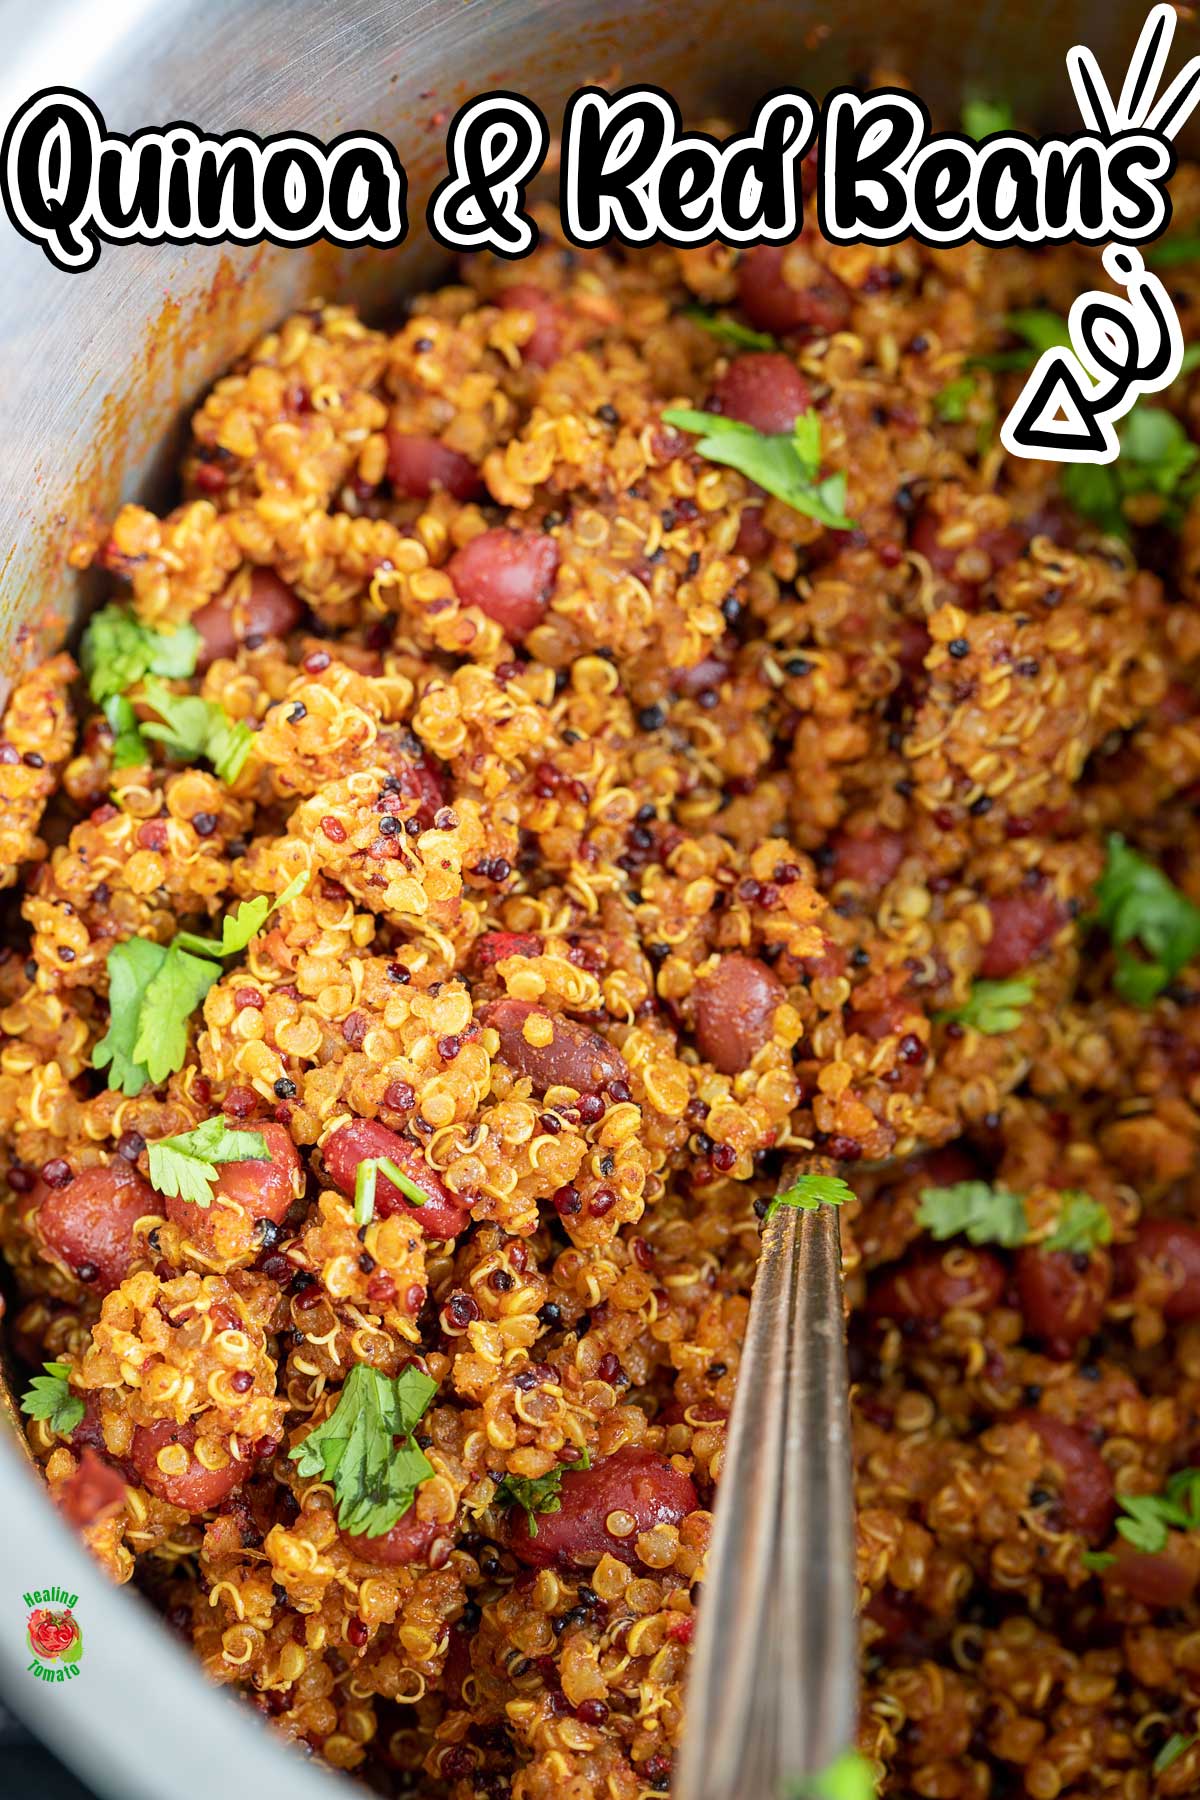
[0, 3, 1163, 1795]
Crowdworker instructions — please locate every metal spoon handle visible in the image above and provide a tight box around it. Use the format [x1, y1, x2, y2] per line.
[673, 1200, 857, 1800]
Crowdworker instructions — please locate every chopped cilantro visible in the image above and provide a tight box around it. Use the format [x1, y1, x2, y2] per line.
[92, 938, 220, 1096]
[1081, 1549, 1116, 1572]
[917, 1181, 1027, 1248]
[103, 695, 148, 769]
[1154, 1734, 1197, 1775]
[792, 1748, 877, 1800]
[288, 1363, 437, 1538]
[1093, 835, 1200, 1004]
[661, 406, 855, 529]
[1062, 406, 1200, 540]
[147, 1118, 270, 1208]
[1044, 1193, 1113, 1254]
[81, 604, 199, 705]
[941, 978, 1033, 1035]
[174, 869, 307, 958]
[971, 309, 1072, 373]
[20, 1362, 85, 1436]
[496, 1447, 591, 1536]
[683, 306, 777, 351]
[934, 375, 977, 423]
[1148, 234, 1200, 269]
[140, 677, 254, 784]
[961, 98, 1014, 140]
[1113, 1469, 1200, 1555]
[767, 1171, 856, 1219]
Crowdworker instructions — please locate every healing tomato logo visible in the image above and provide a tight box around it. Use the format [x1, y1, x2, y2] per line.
[26, 1605, 83, 1665]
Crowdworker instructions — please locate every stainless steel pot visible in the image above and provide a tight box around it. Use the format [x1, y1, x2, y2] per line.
[0, 3, 1166, 1794]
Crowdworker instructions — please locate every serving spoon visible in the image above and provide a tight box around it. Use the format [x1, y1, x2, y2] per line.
[672, 1187, 857, 1800]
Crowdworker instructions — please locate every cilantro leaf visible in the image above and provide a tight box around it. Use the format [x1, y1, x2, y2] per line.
[971, 309, 1071, 373]
[496, 1447, 591, 1537]
[1062, 405, 1200, 540]
[81, 605, 199, 705]
[941, 978, 1033, 1035]
[92, 938, 170, 1096]
[288, 1363, 437, 1538]
[174, 869, 308, 959]
[1113, 1469, 1200, 1556]
[767, 1171, 856, 1218]
[1044, 1193, 1112, 1254]
[917, 1181, 1027, 1248]
[103, 695, 149, 770]
[147, 1118, 270, 1209]
[141, 678, 254, 784]
[1154, 1734, 1197, 1776]
[934, 375, 977, 423]
[1093, 835, 1200, 1004]
[961, 98, 1013, 139]
[130, 945, 222, 1085]
[792, 1749, 877, 1800]
[20, 1362, 85, 1436]
[1081, 1549, 1116, 1572]
[683, 307, 777, 352]
[1148, 234, 1200, 269]
[662, 406, 856, 530]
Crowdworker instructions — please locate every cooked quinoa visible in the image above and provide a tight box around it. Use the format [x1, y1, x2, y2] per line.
[8, 160, 1200, 1799]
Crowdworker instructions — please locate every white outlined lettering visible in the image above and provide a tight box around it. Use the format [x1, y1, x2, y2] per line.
[426, 94, 548, 257]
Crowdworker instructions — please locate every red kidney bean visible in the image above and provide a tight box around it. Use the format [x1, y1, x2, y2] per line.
[37, 1161, 154, 1294]
[166, 1120, 302, 1258]
[385, 431, 481, 500]
[447, 529, 560, 639]
[1017, 1412, 1114, 1539]
[500, 283, 566, 367]
[323, 1119, 470, 1239]
[670, 650, 734, 697]
[709, 353, 812, 434]
[980, 891, 1065, 979]
[192, 569, 303, 670]
[1118, 1219, 1200, 1321]
[1108, 1536, 1200, 1607]
[909, 509, 1025, 603]
[508, 1445, 698, 1569]
[737, 243, 851, 338]
[342, 1504, 442, 1567]
[869, 1247, 1006, 1322]
[734, 508, 772, 560]
[377, 733, 448, 831]
[130, 1419, 249, 1511]
[693, 954, 786, 1075]
[474, 931, 543, 968]
[1015, 1247, 1111, 1358]
[829, 829, 905, 890]
[58, 1448, 128, 1532]
[481, 998, 630, 1097]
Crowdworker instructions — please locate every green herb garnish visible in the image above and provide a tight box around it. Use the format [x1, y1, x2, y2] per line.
[375, 1156, 427, 1208]
[496, 1446, 591, 1537]
[934, 375, 977, 423]
[288, 1363, 437, 1538]
[140, 677, 254, 784]
[1093, 834, 1200, 1004]
[174, 869, 307, 959]
[1154, 1734, 1197, 1775]
[1113, 1469, 1200, 1556]
[941, 977, 1033, 1035]
[81, 605, 199, 705]
[683, 307, 777, 352]
[662, 406, 855, 530]
[93, 875, 308, 1096]
[1148, 233, 1200, 269]
[20, 1362, 85, 1436]
[1081, 1549, 1116, 1573]
[103, 695, 149, 769]
[971, 309, 1072, 373]
[1062, 406, 1200, 540]
[1044, 1193, 1113, 1254]
[147, 1118, 270, 1208]
[354, 1159, 378, 1227]
[917, 1181, 1027, 1248]
[791, 1748, 877, 1800]
[961, 99, 1014, 140]
[767, 1171, 856, 1219]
